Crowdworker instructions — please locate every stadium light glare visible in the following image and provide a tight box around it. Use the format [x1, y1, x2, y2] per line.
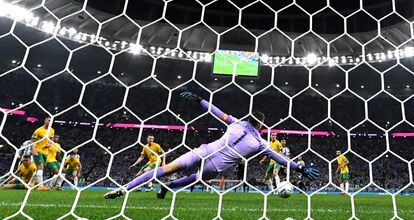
[285, 82, 288, 85]
[37, 64, 42, 68]
[261, 54, 269, 62]
[336, 84, 340, 88]
[41, 21, 55, 33]
[380, 53, 386, 60]
[328, 58, 335, 67]
[404, 47, 414, 57]
[340, 57, 346, 64]
[11, 60, 16, 64]
[387, 85, 390, 89]
[11, 6, 30, 21]
[306, 53, 317, 65]
[204, 54, 212, 62]
[361, 85, 364, 88]
[68, 27, 77, 36]
[129, 44, 142, 54]
[367, 54, 373, 61]
[59, 27, 66, 35]
[0, 1, 8, 16]
[29, 16, 39, 26]
[407, 85, 410, 88]
[177, 75, 181, 79]
[387, 51, 393, 59]
[75, 33, 82, 40]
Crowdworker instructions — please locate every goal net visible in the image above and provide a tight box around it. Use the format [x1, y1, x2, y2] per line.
[0, 0, 413, 219]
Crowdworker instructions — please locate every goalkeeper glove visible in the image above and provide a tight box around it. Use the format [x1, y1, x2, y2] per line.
[298, 165, 320, 181]
[180, 92, 203, 103]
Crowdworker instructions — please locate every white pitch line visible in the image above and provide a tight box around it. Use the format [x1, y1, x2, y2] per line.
[1, 202, 413, 214]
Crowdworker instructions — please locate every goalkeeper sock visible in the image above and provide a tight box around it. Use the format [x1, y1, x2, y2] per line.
[266, 179, 273, 191]
[74, 177, 78, 187]
[345, 182, 349, 193]
[274, 176, 280, 188]
[126, 167, 165, 190]
[148, 181, 153, 189]
[340, 183, 344, 192]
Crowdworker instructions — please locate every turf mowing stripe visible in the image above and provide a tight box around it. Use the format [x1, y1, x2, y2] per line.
[1, 202, 413, 214]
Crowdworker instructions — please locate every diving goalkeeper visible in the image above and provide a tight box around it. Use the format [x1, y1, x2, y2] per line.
[104, 92, 319, 199]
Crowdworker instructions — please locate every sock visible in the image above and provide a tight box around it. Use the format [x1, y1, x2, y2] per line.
[340, 183, 344, 192]
[36, 170, 43, 186]
[169, 174, 197, 188]
[266, 179, 273, 191]
[148, 181, 153, 189]
[345, 182, 349, 193]
[274, 176, 280, 188]
[55, 175, 64, 187]
[49, 174, 59, 187]
[45, 176, 55, 188]
[74, 177, 78, 187]
[126, 167, 164, 190]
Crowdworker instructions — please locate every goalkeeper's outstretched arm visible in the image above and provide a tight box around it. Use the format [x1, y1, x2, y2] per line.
[180, 92, 236, 125]
[260, 143, 320, 181]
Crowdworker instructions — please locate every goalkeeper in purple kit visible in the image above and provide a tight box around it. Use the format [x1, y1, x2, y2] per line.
[104, 92, 319, 199]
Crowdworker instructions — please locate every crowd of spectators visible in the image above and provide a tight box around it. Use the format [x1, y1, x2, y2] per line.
[0, 70, 413, 194]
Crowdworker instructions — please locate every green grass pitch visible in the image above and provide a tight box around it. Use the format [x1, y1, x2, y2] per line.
[1, 189, 413, 219]
[213, 53, 259, 76]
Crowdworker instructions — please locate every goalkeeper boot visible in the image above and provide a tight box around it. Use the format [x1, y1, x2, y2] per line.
[104, 189, 125, 199]
[157, 184, 169, 199]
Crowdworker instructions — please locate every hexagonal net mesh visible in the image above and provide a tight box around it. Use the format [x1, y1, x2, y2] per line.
[0, 0, 413, 219]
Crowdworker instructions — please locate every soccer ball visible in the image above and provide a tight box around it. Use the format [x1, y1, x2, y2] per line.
[277, 181, 293, 198]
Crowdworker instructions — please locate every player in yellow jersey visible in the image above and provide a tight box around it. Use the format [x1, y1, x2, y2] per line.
[46, 135, 63, 189]
[336, 150, 349, 194]
[260, 132, 283, 191]
[30, 117, 55, 190]
[65, 152, 82, 187]
[1, 155, 36, 189]
[129, 134, 165, 191]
